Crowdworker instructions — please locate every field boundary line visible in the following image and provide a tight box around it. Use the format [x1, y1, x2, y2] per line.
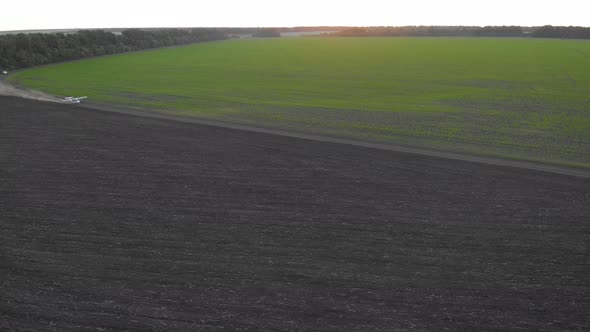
[78, 102, 590, 179]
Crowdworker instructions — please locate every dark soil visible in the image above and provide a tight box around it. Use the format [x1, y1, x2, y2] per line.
[1, 96, 589, 331]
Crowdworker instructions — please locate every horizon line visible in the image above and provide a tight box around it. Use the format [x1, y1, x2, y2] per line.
[2, 24, 590, 33]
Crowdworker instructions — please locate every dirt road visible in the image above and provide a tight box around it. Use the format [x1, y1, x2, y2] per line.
[2, 96, 589, 330]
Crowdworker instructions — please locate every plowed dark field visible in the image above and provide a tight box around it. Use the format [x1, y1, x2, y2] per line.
[1, 96, 589, 331]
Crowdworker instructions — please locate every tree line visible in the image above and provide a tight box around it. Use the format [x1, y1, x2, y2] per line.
[252, 29, 282, 38]
[530, 25, 590, 39]
[0, 28, 227, 71]
[326, 25, 590, 39]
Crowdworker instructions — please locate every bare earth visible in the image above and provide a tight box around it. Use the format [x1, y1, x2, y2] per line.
[1, 96, 589, 331]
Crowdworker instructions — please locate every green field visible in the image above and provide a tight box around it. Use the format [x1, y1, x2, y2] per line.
[11, 37, 590, 167]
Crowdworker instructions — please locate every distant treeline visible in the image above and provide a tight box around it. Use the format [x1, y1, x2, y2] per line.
[219, 27, 350, 35]
[326, 25, 590, 39]
[252, 29, 282, 38]
[0, 28, 227, 70]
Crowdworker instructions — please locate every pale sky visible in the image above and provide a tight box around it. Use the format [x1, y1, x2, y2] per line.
[1, 0, 589, 31]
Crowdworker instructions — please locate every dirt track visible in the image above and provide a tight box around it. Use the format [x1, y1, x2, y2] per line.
[1, 96, 589, 330]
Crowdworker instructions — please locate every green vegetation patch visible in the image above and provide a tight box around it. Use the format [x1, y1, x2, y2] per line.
[11, 37, 590, 166]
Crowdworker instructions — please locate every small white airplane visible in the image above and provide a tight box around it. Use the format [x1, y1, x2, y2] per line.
[63, 96, 88, 104]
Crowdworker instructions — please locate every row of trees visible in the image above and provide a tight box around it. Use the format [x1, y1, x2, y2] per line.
[252, 29, 282, 38]
[0, 28, 227, 70]
[327, 25, 590, 39]
[530, 25, 590, 39]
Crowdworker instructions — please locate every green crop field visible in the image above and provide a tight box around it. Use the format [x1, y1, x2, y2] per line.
[10, 37, 590, 167]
